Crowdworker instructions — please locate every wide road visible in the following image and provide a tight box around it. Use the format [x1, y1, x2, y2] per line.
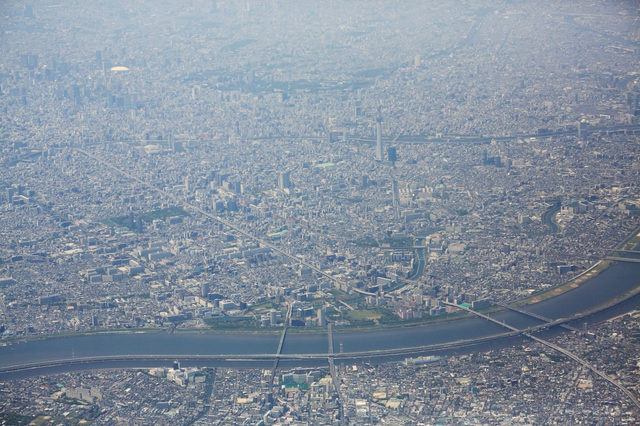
[1, 153, 639, 380]
[74, 149, 347, 291]
[449, 302, 640, 411]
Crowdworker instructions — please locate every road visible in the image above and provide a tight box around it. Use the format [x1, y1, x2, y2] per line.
[269, 302, 292, 393]
[388, 124, 640, 146]
[606, 256, 640, 264]
[497, 303, 581, 333]
[74, 149, 349, 293]
[327, 323, 343, 422]
[444, 302, 640, 411]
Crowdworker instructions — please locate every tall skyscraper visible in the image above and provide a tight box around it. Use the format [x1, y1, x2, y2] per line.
[376, 113, 383, 161]
[6, 188, 16, 204]
[201, 282, 210, 298]
[317, 307, 327, 326]
[136, 217, 143, 233]
[387, 146, 397, 163]
[24, 5, 34, 19]
[128, 211, 134, 230]
[279, 171, 291, 190]
[392, 180, 399, 221]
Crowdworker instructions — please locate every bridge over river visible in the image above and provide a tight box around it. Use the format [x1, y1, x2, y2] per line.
[1, 258, 639, 382]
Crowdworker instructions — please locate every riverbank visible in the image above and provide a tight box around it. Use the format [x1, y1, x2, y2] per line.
[0, 328, 163, 345]
[512, 224, 640, 308]
[3, 227, 640, 346]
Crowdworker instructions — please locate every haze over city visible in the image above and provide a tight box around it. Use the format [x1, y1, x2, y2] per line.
[1, 0, 640, 424]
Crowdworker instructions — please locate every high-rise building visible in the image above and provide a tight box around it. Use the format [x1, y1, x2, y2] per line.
[20, 54, 38, 70]
[24, 5, 34, 18]
[269, 310, 278, 326]
[201, 282, 210, 298]
[376, 114, 383, 161]
[6, 188, 16, 204]
[279, 171, 291, 190]
[136, 217, 143, 233]
[317, 308, 327, 326]
[392, 180, 399, 221]
[128, 211, 134, 230]
[354, 100, 362, 121]
[184, 176, 191, 192]
[387, 146, 397, 163]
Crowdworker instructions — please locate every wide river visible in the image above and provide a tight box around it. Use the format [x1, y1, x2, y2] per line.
[1, 260, 639, 379]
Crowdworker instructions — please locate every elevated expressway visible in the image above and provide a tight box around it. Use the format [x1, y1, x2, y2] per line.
[445, 302, 640, 411]
[3, 282, 640, 379]
[3, 149, 635, 408]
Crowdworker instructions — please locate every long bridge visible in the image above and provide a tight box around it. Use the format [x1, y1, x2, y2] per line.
[444, 302, 640, 411]
[496, 303, 582, 333]
[0, 331, 529, 378]
[3, 281, 640, 387]
[606, 256, 640, 264]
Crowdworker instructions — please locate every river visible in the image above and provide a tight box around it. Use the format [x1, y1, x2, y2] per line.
[0, 261, 639, 380]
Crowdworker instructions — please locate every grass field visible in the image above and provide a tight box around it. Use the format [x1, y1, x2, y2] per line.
[105, 206, 189, 229]
[348, 310, 383, 321]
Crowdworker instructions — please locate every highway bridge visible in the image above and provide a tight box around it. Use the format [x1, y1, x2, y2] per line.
[10, 148, 630, 408]
[3, 282, 640, 382]
[0, 331, 529, 378]
[606, 256, 640, 264]
[445, 302, 640, 411]
[496, 303, 582, 333]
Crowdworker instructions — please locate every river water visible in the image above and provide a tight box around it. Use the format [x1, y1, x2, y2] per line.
[1, 261, 639, 379]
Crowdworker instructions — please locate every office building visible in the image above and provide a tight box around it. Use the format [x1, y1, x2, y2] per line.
[317, 308, 327, 327]
[387, 146, 397, 163]
[6, 188, 16, 204]
[201, 282, 210, 298]
[279, 171, 291, 190]
[376, 114, 383, 161]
